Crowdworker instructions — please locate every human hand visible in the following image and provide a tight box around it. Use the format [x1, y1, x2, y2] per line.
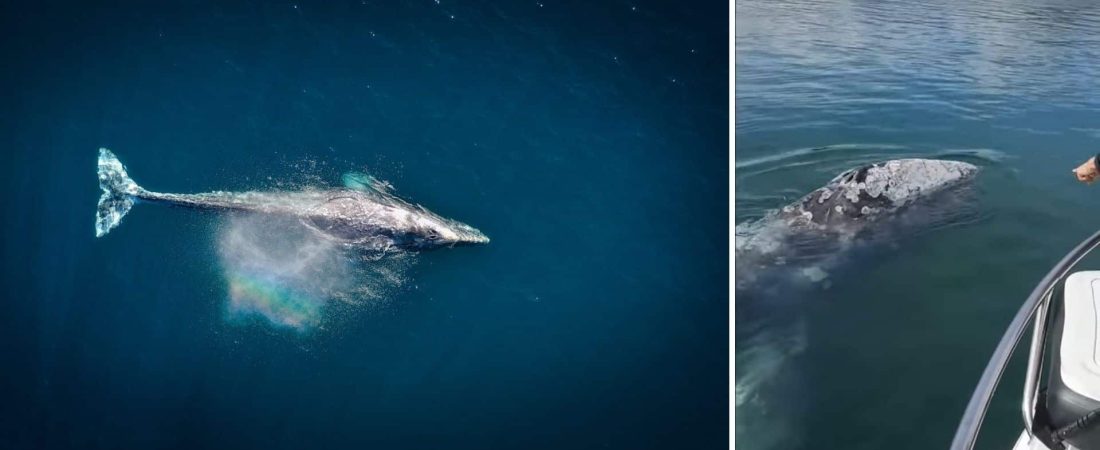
[1074, 156, 1099, 184]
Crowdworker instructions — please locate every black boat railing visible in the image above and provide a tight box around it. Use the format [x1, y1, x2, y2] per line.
[950, 229, 1100, 450]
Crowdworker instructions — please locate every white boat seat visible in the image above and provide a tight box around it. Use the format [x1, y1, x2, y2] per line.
[1046, 271, 1100, 449]
[1060, 271, 1100, 400]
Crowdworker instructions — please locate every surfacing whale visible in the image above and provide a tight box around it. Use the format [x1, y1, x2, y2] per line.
[94, 148, 489, 251]
[734, 158, 980, 447]
[736, 158, 979, 288]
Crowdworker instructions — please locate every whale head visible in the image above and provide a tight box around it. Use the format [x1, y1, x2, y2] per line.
[797, 158, 979, 225]
[736, 158, 981, 291]
[833, 158, 978, 204]
[414, 215, 491, 248]
[303, 193, 490, 250]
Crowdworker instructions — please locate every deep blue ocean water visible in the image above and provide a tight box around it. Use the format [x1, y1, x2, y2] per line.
[738, 0, 1100, 449]
[0, 2, 728, 449]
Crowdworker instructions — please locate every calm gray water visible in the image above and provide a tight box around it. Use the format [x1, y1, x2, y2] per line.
[736, 0, 1100, 449]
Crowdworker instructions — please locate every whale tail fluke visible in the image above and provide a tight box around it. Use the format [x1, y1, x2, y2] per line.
[96, 148, 142, 237]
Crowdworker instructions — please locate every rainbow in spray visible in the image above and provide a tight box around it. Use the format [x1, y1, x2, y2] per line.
[225, 272, 323, 330]
[217, 214, 354, 331]
[215, 213, 411, 331]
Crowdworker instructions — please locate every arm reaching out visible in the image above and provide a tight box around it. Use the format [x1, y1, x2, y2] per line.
[1074, 154, 1100, 184]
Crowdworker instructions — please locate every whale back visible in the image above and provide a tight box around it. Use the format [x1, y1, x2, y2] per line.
[794, 159, 978, 226]
[735, 158, 980, 290]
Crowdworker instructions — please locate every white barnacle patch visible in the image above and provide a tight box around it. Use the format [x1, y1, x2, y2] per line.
[863, 159, 978, 206]
[834, 205, 844, 214]
[843, 184, 864, 203]
[860, 206, 872, 215]
[817, 188, 833, 203]
[862, 175, 888, 198]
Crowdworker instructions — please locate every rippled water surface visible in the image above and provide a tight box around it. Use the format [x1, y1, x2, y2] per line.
[737, 1, 1100, 449]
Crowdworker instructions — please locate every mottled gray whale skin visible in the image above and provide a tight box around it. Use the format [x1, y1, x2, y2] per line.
[736, 158, 978, 288]
[94, 148, 489, 251]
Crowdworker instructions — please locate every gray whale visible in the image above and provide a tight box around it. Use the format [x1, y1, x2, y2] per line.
[739, 157, 981, 444]
[95, 148, 489, 251]
[734, 158, 980, 445]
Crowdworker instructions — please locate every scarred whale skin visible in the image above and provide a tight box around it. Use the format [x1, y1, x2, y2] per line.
[735, 158, 979, 286]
